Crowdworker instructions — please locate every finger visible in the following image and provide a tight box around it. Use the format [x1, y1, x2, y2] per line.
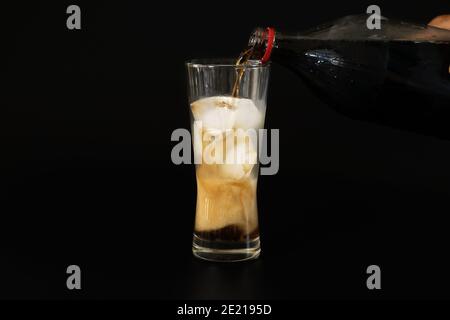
[428, 15, 450, 30]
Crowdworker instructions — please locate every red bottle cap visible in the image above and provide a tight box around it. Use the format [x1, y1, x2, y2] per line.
[261, 27, 275, 63]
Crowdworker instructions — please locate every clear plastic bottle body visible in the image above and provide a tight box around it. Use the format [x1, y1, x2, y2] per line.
[249, 15, 450, 139]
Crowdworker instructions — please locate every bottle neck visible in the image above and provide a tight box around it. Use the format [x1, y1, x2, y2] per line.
[248, 27, 276, 63]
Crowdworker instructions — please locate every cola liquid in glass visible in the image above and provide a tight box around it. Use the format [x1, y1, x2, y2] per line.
[247, 15, 450, 139]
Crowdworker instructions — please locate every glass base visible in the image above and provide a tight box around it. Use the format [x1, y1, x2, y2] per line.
[192, 234, 260, 262]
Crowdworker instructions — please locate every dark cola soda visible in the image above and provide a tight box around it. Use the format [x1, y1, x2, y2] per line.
[247, 14, 450, 139]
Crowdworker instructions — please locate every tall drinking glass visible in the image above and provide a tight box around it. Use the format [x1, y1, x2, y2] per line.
[186, 59, 270, 262]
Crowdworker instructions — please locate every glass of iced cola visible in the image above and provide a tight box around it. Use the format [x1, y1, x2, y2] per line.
[186, 59, 270, 262]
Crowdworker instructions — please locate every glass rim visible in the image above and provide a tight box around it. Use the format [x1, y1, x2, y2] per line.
[186, 58, 271, 69]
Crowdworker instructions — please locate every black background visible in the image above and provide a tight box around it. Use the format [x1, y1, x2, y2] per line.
[3, 0, 450, 299]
